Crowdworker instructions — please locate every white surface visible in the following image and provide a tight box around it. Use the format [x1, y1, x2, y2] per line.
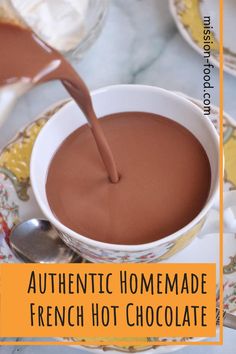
[30, 86, 219, 256]
[0, 0, 235, 352]
[10, 0, 88, 51]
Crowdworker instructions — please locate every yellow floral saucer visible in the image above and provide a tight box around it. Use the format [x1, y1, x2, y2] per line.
[169, 0, 236, 76]
[0, 94, 236, 352]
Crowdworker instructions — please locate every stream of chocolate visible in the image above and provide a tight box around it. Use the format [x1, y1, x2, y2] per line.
[0, 23, 119, 183]
[0, 23, 211, 245]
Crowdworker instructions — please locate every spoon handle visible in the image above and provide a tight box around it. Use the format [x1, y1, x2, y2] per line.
[216, 307, 236, 329]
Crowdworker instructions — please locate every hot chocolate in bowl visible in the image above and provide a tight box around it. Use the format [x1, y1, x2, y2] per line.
[0, 23, 218, 263]
[31, 85, 219, 263]
[46, 111, 211, 245]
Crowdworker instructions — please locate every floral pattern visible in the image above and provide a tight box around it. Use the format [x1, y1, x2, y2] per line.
[59, 217, 204, 263]
[0, 178, 18, 262]
[0, 101, 68, 201]
[0, 96, 236, 351]
[171, 0, 236, 75]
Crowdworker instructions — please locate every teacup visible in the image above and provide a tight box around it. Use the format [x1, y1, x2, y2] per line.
[30, 85, 219, 263]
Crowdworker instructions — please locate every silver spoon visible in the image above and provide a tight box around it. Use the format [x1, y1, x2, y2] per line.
[216, 307, 236, 330]
[9, 218, 81, 263]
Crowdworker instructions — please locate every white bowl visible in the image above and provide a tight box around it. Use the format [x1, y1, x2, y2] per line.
[30, 85, 219, 263]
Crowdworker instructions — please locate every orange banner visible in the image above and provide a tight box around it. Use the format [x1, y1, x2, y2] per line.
[0, 263, 216, 338]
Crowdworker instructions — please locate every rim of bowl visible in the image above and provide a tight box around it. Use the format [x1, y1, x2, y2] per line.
[30, 84, 219, 252]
